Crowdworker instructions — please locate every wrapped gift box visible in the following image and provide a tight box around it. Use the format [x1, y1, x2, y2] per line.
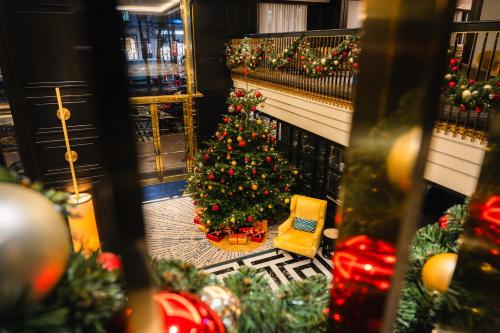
[254, 220, 268, 232]
[193, 216, 201, 224]
[206, 232, 225, 242]
[251, 234, 265, 243]
[228, 233, 248, 245]
[239, 227, 253, 233]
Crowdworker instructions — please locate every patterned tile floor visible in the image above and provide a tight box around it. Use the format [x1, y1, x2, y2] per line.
[142, 195, 332, 289]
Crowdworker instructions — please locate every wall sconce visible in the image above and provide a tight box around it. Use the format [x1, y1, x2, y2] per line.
[55, 87, 100, 252]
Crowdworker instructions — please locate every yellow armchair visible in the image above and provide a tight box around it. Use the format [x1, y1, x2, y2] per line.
[273, 195, 327, 259]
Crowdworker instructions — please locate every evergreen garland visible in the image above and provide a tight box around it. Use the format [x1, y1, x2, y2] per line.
[394, 201, 469, 333]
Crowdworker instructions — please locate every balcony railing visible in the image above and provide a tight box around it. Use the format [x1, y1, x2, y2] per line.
[229, 21, 500, 143]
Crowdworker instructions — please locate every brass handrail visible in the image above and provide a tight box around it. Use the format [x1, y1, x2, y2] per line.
[128, 92, 203, 105]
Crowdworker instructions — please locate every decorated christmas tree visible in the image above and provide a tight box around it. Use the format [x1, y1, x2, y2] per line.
[186, 88, 298, 233]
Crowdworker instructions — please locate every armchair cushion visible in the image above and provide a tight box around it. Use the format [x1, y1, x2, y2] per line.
[292, 217, 317, 233]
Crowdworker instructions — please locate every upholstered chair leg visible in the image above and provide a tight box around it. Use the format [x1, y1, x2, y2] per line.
[276, 249, 279, 254]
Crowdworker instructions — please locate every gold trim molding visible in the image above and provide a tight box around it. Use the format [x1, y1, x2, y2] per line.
[232, 74, 353, 110]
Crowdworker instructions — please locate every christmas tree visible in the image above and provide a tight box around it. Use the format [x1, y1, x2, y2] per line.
[186, 88, 298, 232]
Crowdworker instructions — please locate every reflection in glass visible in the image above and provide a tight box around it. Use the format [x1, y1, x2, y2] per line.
[119, 6, 186, 97]
[0, 68, 23, 173]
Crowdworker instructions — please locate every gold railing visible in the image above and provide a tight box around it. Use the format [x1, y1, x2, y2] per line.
[129, 93, 202, 182]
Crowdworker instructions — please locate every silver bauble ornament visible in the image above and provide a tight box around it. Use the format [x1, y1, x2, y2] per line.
[461, 89, 472, 101]
[0, 183, 70, 311]
[444, 73, 452, 81]
[200, 285, 241, 333]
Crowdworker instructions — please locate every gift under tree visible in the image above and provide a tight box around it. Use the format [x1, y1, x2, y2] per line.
[186, 88, 298, 234]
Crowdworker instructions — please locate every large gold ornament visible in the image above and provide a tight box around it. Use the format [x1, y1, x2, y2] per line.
[200, 285, 241, 333]
[421, 253, 458, 293]
[0, 183, 71, 311]
[386, 127, 422, 191]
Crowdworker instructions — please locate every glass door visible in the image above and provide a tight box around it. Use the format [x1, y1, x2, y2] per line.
[117, 0, 199, 184]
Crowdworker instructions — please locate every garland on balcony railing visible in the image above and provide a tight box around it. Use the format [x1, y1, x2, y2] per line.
[443, 54, 500, 113]
[225, 35, 360, 78]
[226, 35, 500, 112]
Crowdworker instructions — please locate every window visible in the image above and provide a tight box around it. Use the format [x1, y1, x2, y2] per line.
[258, 2, 307, 33]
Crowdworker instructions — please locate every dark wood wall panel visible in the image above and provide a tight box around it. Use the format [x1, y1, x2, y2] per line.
[192, 0, 257, 145]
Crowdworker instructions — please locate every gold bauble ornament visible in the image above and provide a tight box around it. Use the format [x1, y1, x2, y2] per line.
[230, 217, 236, 223]
[251, 161, 256, 166]
[220, 168, 225, 172]
[461, 89, 472, 102]
[261, 174, 267, 179]
[206, 220, 211, 225]
[421, 253, 458, 293]
[256, 119, 263, 125]
[251, 184, 258, 191]
[200, 285, 241, 333]
[215, 131, 220, 137]
[227, 138, 233, 144]
[268, 204, 273, 209]
[238, 186, 243, 191]
[284, 198, 290, 204]
[231, 160, 237, 166]
[236, 136, 243, 142]
[293, 169, 299, 176]
[386, 127, 422, 191]
[0, 184, 71, 311]
[208, 185, 213, 190]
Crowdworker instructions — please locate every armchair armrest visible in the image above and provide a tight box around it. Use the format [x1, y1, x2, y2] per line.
[278, 216, 294, 236]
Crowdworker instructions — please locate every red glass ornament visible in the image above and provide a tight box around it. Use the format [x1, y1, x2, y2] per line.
[194, 216, 201, 224]
[228, 169, 235, 177]
[451, 65, 459, 72]
[315, 66, 323, 73]
[223, 118, 229, 123]
[235, 89, 243, 97]
[247, 216, 254, 223]
[459, 104, 467, 111]
[251, 106, 257, 112]
[439, 215, 448, 228]
[342, 51, 348, 58]
[222, 131, 228, 137]
[211, 204, 220, 212]
[251, 132, 257, 138]
[251, 168, 257, 175]
[265, 156, 272, 163]
[263, 190, 269, 196]
[468, 79, 476, 85]
[239, 127, 244, 132]
[475, 106, 482, 113]
[98, 252, 122, 272]
[244, 156, 249, 163]
[207, 174, 215, 181]
[352, 63, 359, 69]
[449, 58, 457, 66]
[239, 141, 246, 147]
[236, 105, 242, 112]
[203, 154, 210, 161]
[154, 291, 224, 333]
[243, 67, 249, 76]
[273, 165, 278, 172]
[300, 55, 305, 60]
[227, 145, 233, 151]
[333, 51, 338, 56]
[448, 81, 457, 87]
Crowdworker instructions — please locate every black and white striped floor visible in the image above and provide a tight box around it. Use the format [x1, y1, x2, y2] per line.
[142, 196, 332, 289]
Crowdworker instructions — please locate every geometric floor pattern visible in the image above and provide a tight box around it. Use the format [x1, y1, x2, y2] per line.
[142, 196, 332, 289]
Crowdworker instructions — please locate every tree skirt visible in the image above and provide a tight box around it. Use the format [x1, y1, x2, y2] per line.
[143, 196, 278, 267]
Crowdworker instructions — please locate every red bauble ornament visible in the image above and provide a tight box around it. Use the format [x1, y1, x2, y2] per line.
[228, 145, 233, 151]
[251, 168, 257, 175]
[228, 168, 235, 176]
[208, 173, 215, 181]
[154, 291, 225, 333]
[247, 216, 254, 223]
[244, 156, 250, 163]
[460, 104, 466, 111]
[194, 216, 201, 224]
[203, 154, 210, 161]
[439, 215, 449, 228]
[236, 105, 242, 112]
[449, 58, 457, 66]
[243, 67, 249, 76]
[468, 79, 476, 85]
[342, 51, 348, 58]
[333, 51, 338, 56]
[265, 156, 272, 163]
[235, 89, 243, 97]
[315, 66, 323, 73]
[251, 106, 257, 112]
[222, 131, 228, 137]
[263, 190, 269, 196]
[352, 63, 359, 69]
[284, 184, 289, 192]
[223, 117, 229, 123]
[448, 81, 457, 88]
[98, 252, 122, 272]
[255, 91, 262, 98]
[251, 132, 257, 138]
[212, 204, 220, 212]
[239, 127, 244, 132]
[273, 165, 278, 172]
[239, 141, 246, 147]
[451, 65, 459, 72]
[475, 106, 482, 113]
